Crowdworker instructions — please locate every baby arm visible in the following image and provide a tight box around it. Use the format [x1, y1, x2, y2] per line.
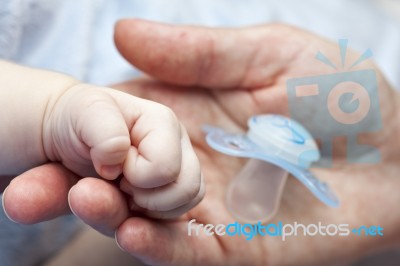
[0, 60, 79, 174]
[0, 60, 204, 217]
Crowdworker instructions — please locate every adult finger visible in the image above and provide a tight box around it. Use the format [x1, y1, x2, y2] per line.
[114, 19, 300, 89]
[115, 217, 221, 266]
[68, 177, 130, 236]
[2, 163, 78, 224]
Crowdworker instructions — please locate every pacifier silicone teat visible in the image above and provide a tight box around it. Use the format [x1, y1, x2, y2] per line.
[204, 114, 339, 224]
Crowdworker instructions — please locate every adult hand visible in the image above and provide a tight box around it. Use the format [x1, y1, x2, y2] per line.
[4, 19, 400, 265]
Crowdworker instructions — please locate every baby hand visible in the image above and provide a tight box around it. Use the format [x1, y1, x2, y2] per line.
[43, 84, 204, 218]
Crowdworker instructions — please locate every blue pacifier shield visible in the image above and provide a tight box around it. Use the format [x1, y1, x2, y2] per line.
[204, 114, 339, 208]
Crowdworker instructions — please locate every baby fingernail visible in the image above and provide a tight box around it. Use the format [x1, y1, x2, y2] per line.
[101, 164, 122, 180]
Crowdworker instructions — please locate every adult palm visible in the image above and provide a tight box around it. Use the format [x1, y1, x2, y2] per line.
[110, 20, 400, 265]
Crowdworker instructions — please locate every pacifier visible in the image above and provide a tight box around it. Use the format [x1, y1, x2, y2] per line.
[204, 114, 339, 224]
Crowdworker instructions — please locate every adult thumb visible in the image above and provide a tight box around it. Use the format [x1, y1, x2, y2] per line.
[114, 19, 293, 89]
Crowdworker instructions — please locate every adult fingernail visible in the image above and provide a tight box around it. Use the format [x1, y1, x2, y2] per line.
[115, 231, 127, 253]
[2, 187, 18, 223]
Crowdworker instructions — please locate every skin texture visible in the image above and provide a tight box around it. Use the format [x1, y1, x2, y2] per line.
[3, 20, 400, 265]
